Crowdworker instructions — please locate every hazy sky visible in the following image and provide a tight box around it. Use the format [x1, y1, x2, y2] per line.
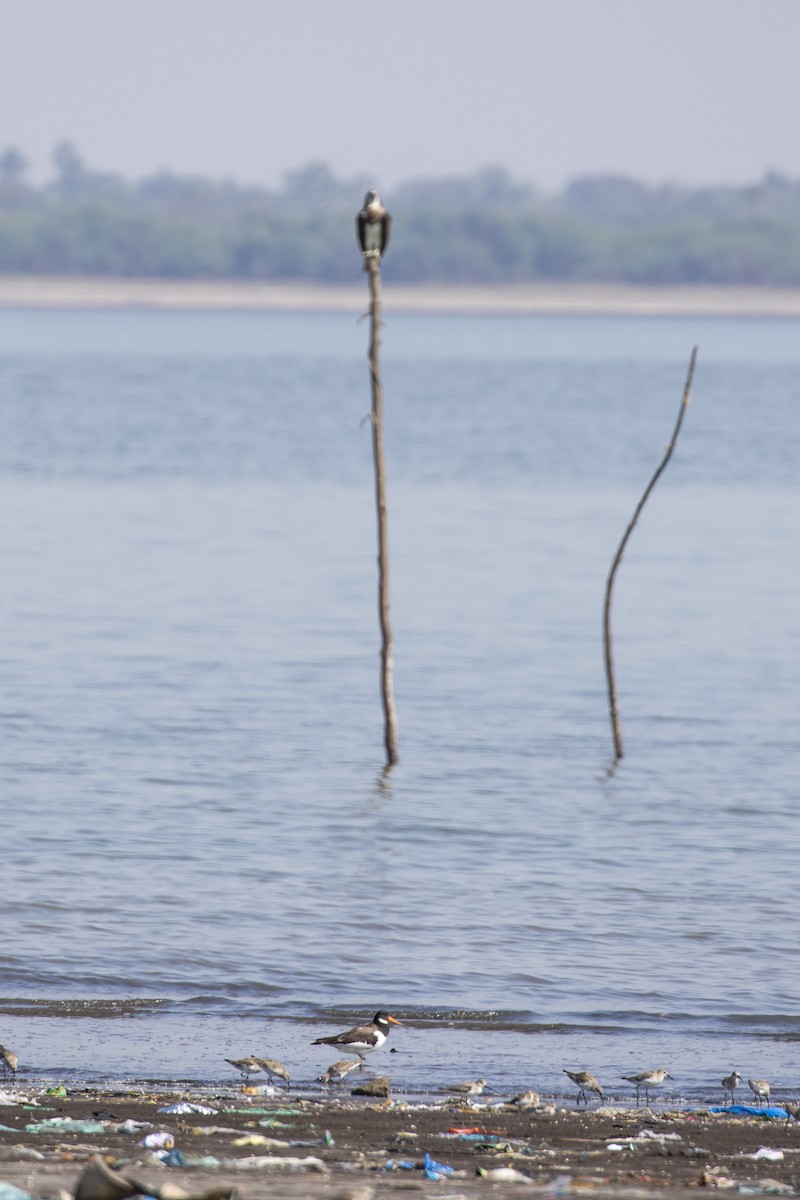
[3, 0, 799, 192]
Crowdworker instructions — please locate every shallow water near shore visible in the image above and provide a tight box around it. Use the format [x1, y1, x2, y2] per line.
[1, 308, 799, 1104]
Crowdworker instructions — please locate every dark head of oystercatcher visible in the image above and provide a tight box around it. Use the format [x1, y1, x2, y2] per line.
[312, 1010, 403, 1060]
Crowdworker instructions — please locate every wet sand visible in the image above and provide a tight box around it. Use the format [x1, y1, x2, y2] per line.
[1, 1085, 798, 1200]
[2, 275, 800, 316]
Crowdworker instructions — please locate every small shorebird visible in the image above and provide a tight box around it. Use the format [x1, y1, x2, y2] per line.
[226, 1056, 264, 1082]
[622, 1068, 672, 1104]
[251, 1057, 291, 1087]
[509, 1089, 541, 1110]
[312, 1011, 403, 1061]
[748, 1078, 771, 1105]
[0, 1045, 17, 1082]
[444, 1078, 492, 1097]
[721, 1070, 742, 1104]
[564, 1069, 603, 1104]
[318, 1058, 363, 1084]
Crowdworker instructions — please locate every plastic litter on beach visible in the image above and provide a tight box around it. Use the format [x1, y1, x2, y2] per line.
[748, 1149, 784, 1162]
[231, 1135, 289, 1149]
[476, 1166, 534, 1183]
[708, 1106, 790, 1119]
[25, 1117, 109, 1134]
[157, 1103, 217, 1116]
[0, 1092, 37, 1108]
[138, 1131, 176, 1150]
[73, 1156, 243, 1200]
[738, 1184, 795, 1196]
[0, 1186, 36, 1200]
[382, 1153, 456, 1182]
[219, 1154, 328, 1173]
[423, 1153, 456, 1181]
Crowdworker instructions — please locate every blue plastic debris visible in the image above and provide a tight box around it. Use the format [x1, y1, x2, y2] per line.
[709, 1105, 789, 1119]
[160, 1149, 187, 1167]
[423, 1153, 456, 1181]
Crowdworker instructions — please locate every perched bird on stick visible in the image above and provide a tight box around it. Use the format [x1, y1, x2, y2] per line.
[356, 190, 392, 257]
[312, 1010, 403, 1061]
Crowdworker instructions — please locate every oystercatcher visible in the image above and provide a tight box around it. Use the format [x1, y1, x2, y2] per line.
[312, 1010, 403, 1061]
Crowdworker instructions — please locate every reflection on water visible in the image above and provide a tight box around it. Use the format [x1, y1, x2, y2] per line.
[0, 310, 798, 1093]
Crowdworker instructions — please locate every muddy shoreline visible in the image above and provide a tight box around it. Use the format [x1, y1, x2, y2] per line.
[1, 1084, 798, 1200]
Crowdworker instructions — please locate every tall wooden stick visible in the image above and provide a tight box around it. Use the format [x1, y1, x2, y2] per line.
[365, 251, 399, 765]
[603, 346, 698, 763]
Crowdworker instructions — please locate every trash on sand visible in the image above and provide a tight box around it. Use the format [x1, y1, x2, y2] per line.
[738, 1184, 794, 1196]
[709, 1106, 790, 1120]
[139, 1132, 176, 1150]
[290, 1131, 334, 1148]
[544, 1177, 573, 1197]
[158, 1103, 218, 1116]
[115, 1119, 153, 1134]
[749, 1149, 784, 1162]
[25, 1117, 108, 1134]
[382, 1155, 455, 1181]
[451, 1132, 501, 1143]
[74, 1157, 142, 1200]
[220, 1155, 328, 1173]
[423, 1153, 456, 1181]
[190, 1126, 242, 1136]
[0, 1185, 36, 1200]
[73, 1156, 243, 1200]
[476, 1167, 533, 1183]
[607, 1130, 683, 1151]
[231, 1135, 288, 1149]
[161, 1150, 189, 1168]
[45, 1085, 68, 1097]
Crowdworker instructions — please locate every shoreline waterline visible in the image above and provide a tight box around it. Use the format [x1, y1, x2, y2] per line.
[2, 274, 800, 316]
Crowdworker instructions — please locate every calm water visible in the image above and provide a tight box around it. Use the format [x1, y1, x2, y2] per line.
[1, 307, 799, 1105]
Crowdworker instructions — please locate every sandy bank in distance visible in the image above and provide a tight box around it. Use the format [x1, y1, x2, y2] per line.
[2, 275, 800, 316]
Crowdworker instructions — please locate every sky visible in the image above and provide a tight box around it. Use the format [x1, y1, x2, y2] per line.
[2, 0, 800, 193]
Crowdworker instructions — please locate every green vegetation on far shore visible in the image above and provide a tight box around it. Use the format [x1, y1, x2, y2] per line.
[2, 142, 800, 285]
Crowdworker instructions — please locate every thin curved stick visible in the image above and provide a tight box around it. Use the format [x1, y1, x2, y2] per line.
[603, 347, 698, 764]
[365, 252, 399, 766]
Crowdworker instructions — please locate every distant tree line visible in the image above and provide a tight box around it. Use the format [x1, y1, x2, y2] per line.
[1, 142, 800, 284]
